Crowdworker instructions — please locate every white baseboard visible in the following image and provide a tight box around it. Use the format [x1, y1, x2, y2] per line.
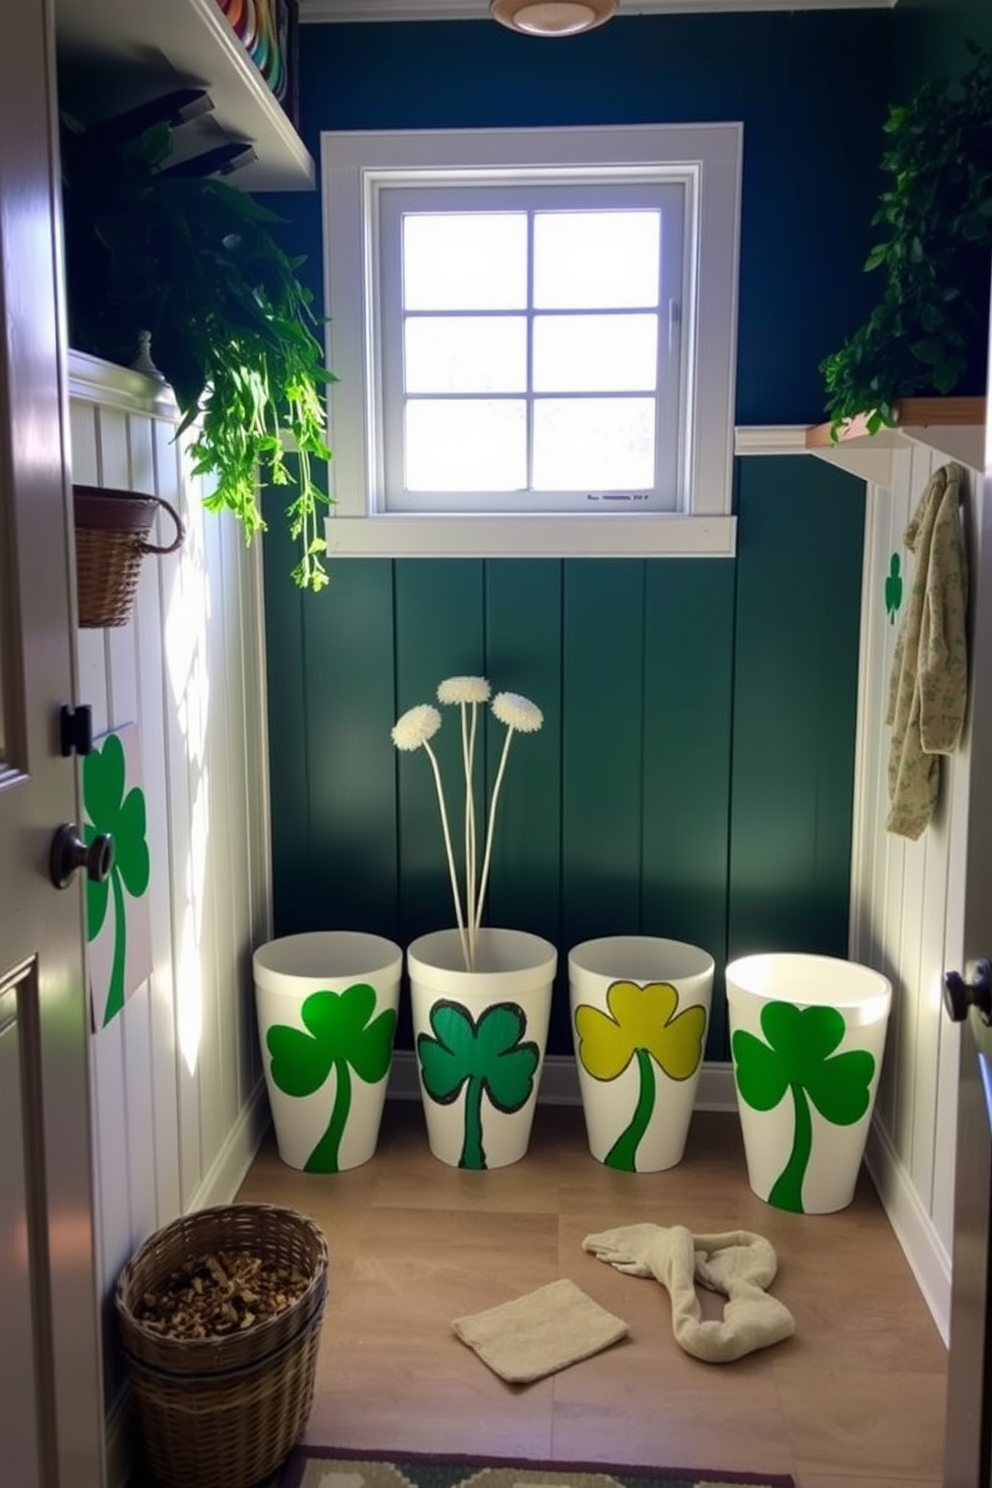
[864, 1115, 952, 1345]
[387, 1051, 738, 1110]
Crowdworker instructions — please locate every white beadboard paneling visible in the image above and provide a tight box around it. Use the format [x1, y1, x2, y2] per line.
[89, 1017, 131, 1328]
[134, 532, 182, 1223]
[70, 353, 273, 1471]
[851, 441, 980, 1338]
[161, 431, 209, 1209]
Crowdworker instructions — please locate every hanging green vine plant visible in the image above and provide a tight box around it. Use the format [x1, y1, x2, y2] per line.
[61, 116, 336, 592]
[820, 40, 992, 438]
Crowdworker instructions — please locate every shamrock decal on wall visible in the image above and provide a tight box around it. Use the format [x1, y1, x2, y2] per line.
[416, 999, 540, 1170]
[574, 979, 707, 1171]
[731, 1000, 876, 1213]
[266, 982, 397, 1173]
[83, 731, 150, 1027]
[885, 552, 903, 622]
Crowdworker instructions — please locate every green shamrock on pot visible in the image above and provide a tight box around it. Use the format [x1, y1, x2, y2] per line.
[417, 1000, 540, 1170]
[83, 732, 150, 1028]
[574, 980, 707, 1172]
[731, 1001, 876, 1213]
[266, 983, 397, 1173]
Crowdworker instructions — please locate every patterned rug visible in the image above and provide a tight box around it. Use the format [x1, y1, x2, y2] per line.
[276, 1448, 796, 1488]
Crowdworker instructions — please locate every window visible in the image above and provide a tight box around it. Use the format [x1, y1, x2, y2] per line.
[321, 123, 741, 557]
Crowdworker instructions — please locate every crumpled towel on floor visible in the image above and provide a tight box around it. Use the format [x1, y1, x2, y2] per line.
[451, 1276, 629, 1383]
[582, 1224, 795, 1363]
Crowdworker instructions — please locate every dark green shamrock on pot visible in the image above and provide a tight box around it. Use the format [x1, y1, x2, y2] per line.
[417, 999, 540, 1170]
[732, 1000, 876, 1213]
[266, 983, 397, 1172]
[83, 732, 150, 1028]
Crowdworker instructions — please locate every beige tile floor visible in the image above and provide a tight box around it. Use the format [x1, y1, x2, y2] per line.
[234, 1100, 949, 1488]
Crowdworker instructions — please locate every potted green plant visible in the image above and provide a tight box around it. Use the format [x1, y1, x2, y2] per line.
[61, 113, 335, 592]
[820, 40, 992, 437]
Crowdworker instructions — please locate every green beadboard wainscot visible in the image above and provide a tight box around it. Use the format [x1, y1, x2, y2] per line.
[729, 457, 866, 970]
[266, 453, 863, 1060]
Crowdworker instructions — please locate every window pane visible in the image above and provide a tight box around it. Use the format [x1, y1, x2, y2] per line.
[406, 399, 526, 490]
[533, 313, 658, 393]
[405, 316, 526, 393]
[403, 214, 527, 310]
[533, 211, 661, 309]
[533, 397, 655, 489]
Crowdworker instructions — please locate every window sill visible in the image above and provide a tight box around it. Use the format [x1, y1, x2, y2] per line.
[324, 513, 737, 559]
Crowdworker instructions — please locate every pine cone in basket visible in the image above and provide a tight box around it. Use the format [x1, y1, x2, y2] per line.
[136, 1249, 310, 1340]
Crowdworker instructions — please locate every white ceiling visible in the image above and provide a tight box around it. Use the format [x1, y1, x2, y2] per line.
[300, 0, 895, 21]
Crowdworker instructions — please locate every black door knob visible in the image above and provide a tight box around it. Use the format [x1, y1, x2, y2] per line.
[50, 823, 115, 890]
[943, 960, 992, 1025]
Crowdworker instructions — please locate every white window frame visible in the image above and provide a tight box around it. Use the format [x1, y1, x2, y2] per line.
[321, 122, 742, 558]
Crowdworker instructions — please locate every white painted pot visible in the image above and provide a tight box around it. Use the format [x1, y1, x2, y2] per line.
[407, 927, 557, 1170]
[569, 936, 714, 1172]
[726, 952, 892, 1214]
[253, 931, 402, 1173]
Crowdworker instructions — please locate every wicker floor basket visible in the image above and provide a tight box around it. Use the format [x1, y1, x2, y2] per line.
[114, 1203, 328, 1488]
[73, 484, 185, 629]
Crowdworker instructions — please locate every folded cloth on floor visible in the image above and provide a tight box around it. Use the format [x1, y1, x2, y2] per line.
[451, 1276, 629, 1383]
[582, 1224, 795, 1364]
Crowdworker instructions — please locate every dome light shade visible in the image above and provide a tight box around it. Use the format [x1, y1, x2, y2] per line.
[490, 0, 618, 37]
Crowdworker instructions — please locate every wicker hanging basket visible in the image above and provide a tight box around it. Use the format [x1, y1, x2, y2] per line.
[73, 484, 185, 629]
[114, 1203, 328, 1488]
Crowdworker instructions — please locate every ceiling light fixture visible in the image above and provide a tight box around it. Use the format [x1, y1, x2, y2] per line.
[490, 0, 618, 38]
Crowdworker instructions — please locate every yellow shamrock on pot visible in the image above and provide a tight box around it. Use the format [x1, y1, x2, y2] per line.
[574, 979, 707, 1171]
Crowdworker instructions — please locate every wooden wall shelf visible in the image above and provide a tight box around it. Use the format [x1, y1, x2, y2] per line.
[56, 0, 314, 192]
[804, 397, 987, 482]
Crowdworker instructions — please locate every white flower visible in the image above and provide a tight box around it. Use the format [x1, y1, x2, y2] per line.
[492, 691, 544, 733]
[391, 703, 441, 751]
[437, 675, 491, 705]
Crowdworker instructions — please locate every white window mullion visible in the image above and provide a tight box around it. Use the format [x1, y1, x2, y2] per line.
[526, 207, 536, 495]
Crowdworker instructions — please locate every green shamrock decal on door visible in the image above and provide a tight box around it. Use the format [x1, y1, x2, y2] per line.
[266, 983, 397, 1173]
[574, 980, 707, 1171]
[417, 999, 540, 1170]
[83, 732, 150, 1027]
[731, 1001, 876, 1213]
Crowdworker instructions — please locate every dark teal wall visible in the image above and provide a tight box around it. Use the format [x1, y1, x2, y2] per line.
[261, 10, 894, 1059]
[273, 9, 895, 426]
[892, 0, 992, 91]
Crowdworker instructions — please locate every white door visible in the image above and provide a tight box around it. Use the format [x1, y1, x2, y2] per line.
[943, 281, 992, 1488]
[0, 1, 106, 1485]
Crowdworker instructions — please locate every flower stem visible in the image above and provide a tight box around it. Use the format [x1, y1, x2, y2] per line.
[474, 727, 516, 939]
[461, 703, 479, 972]
[423, 739, 470, 971]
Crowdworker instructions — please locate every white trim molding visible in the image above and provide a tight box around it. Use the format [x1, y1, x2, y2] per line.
[734, 425, 809, 456]
[326, 511, 737, 557]
[864, 1115, 953, 1345]
[68, 349, 179, 419]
